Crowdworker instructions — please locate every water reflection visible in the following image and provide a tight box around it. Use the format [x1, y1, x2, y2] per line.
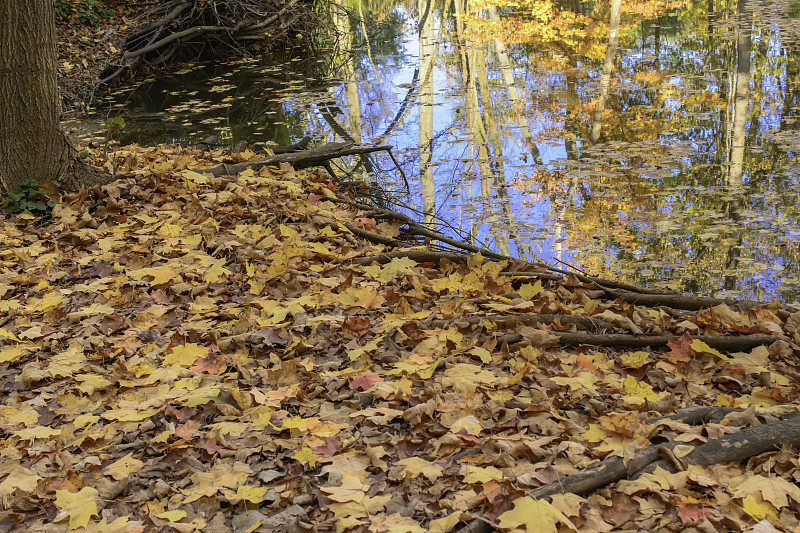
[82, 0, 800, 303]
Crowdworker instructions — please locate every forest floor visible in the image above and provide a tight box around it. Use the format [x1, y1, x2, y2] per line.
[2, 143, 800, 532]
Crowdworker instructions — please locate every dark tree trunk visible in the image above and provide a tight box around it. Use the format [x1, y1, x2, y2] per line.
[0, 0, 109, 195]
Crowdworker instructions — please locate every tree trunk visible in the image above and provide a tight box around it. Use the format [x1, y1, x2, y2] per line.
[0, 0, 109, 195]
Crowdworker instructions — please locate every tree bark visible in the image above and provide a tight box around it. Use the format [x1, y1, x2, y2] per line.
[0, 0, 109, 195]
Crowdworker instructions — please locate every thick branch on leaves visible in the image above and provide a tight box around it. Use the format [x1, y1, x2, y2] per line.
[498, 331, 785, 350]
[604, 288, 770, 312]
[196, 142, 392, 177]
[431, 315, 615, 333]
[351, 250, 475, 265]
[457, 414, 800, 533]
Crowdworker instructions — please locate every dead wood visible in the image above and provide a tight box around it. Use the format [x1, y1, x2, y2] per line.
[267, 135, 312, 154]
[604, 288, 768, 312]
[351, 250, 475, 265]
[196, 142, 392, 177]
[643, 412, 800, 473]
[496, 331, 784, 350]
[454, 443, 683, 533]
[325, 197, 535, 264]
[456, 413, 800, 533]
[331, 222, 402, 247]
[545, 266, 678, 295]
[431, 314, 615, 333]
[99, 0, 318, 86]
[647, 406, 747, 425]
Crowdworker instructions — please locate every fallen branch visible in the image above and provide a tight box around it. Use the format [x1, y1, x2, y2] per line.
[351, 250, 473, 265]
[431, 314, 615, 333]
[457, 413, 800, 533]
[604, 288, 769, 312]
[333, 222, 402, 247]
[323, 197, 531, 264]
[647, 406, 747, 425]
[497, 331, 785, 350]
[544, 266, 675, 295]
[195, 142, 392, 178]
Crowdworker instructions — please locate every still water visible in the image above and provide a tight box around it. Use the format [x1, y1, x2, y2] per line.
[77, 0, 800, 303]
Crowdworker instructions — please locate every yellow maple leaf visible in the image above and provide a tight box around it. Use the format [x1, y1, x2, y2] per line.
[13, 426, 61, 440]
[550, 371, 598, 392]
[0, 343, 32, 363]
[441, 363, 499, 393]
[156, 509, 187, 522]
[293, 447, 322, 468]
[392, 457, 443, 482]
[163, 343, 208, 367]
[0, 467, 41, 497]
[429, 512, 461, 533]
[0, 300, 21, 313]
[80, 516, 134, 533]
[54, 487, 99, 529]
[583, 424, 609, 443]
[234, 485, 268, 504]
[462, 465, 503, 484]
[732, 475, 800, 508]
[0, 299, 21, 312]
[0, 327, 20, 341]
[690, 339, 728, 360]
[320, 471, 368, 503]
[180, 169, 209, 185]
[128, 264, 179, 286]
[159, 224, 182, 238]
[278, 224, 297, 237]
[76, 374, 113, 394]
[180, 386, 221, 407]
[378, 513, 426, 533]
[518, 280, 543, 299]
[338, 286, 386, 310]
[188, 295, 217, 314]
[204, 259, 230, 283]
[450, 415, 483, 436]
[100, 407, 157, 422]
[622, 374, 659, 401]
[104, 453, 144, 481]
[0, 406, 38, 427]
[620, 351, 650, 368]
[497, 496, 576, 533]
[741, 495, 777, 521]
[26, 291, 63, 315]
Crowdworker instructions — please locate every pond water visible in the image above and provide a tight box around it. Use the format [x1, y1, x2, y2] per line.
[73, 0, 800, 303]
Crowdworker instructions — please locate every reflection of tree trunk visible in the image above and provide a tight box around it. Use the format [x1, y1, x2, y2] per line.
[475, 48, 504, 182]
[589, 0, 621, 145]
[654, 18, 661, 70]
[358, 0, 387, 121]
[565, 55, 580, 160]
[487, 5, 542, 165]
[476, 44, 519, 257]
[333, 6, 362, 145]
[728, 0, 752, 187]
[707, 0, 715, 51]
[723, 0, 752, 293]
[419, 0, 436, 226]
[456, 0, 501, 251]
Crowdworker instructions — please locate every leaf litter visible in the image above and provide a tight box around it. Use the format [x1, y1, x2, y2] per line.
[1, 143, 800, 532]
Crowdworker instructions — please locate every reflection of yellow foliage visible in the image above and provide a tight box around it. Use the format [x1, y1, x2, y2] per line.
[466, 0, 686, 59]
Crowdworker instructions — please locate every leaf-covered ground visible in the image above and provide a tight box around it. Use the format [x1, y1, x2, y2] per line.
[2, 145, 800, 533]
